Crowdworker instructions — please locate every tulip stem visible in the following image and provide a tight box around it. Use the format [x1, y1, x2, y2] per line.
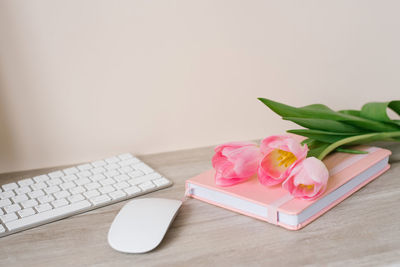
[317, 131, 400, 160]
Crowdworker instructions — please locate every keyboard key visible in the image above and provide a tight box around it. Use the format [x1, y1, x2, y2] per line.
[90, 195, 111, 206]
[2, 182, 18, 191]
[12, 194, 29, 204]
[0, 225, 5, 233]
[0, 191, 15, 199]
[54, 191, 70, 199]
[33, 175, 49, 183]
[77, 171, 92, 178]
[91, 160, 106, 167]
[100, 178, 115, 186]
[139, 181, 156, 191]
[114, 174, 130, 182]
[105, 163, 120, 170]
[153, 177, 171, 187]
[117, 153, 133, 160]
[128, 170, 144, 178]
[108, 190, 126, 200]
[129, 173, 161, 185]
[28, 190, 45, 199]
[51, 199, 69, 208]
[0, 209, 3, 216]
[14, 186, 32, 195]
[4, 203, 21, 214]
[37, 195, 55, 204]
[0, 199, 12, 208]
[63, 167, 79, 175]
[114, 181, 129, 190]
[18, 178, 34, 187]
[68, 194, 84, 203]
[105, 157, 119, 164]
[31, 182, 47, 190]
[62, 174, 78, 182]
[90, 174, 106, 182]
[119, 158, 140, 166]
[134, 163, 154, 174]
[124, 186, 141, 196]
[119, 166, 133, 173]
[35, 203, 52, 213]
[1, 212, 18, 223]
[6, 200, 91, 231]
[98, 185, 115, 194]
[77, 163, 92, 171]
[69, 186, 86, 195]
[91, 167, 106, 174]
[44, 186, 60, 195]
[104, 170, 119, 178]
[46, 178, 63, 186]
[85, 182, 101, 191]
[60, 182, 75, 190]
[21, 199, 38, 209]
[84, 190, 100, 199]
[75, 178, 91, 186]
[48, 171, 64, 179]
[18, 208, 36, 218]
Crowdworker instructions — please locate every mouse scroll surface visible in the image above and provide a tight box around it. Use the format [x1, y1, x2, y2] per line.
[108, 198, 182, 253]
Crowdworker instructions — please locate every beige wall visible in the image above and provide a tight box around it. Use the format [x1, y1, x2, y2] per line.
[0, 0, 399, 173]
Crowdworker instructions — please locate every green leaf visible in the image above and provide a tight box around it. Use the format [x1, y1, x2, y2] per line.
[300, 138, 314, 145]
[339, 108, 400, 128]
[258, 98, 400, 132]
[287, 129, 356, 143]
[309, 144, 368, 158]
[302, 104, 335, 112]
[361, 102, 391, 122]
[258, 98, 344, 120]
[338, 109, 361, 116]
[307, 142, 330, 158]
[389, 101, 400, 115]
[360, 101, 400, 126]
[288, 129, 357, 136]
[335, 148, 368, 154]
[283, 117, 363, 133]
[317, 131, 400, 160]
[301, 139, 325, 149]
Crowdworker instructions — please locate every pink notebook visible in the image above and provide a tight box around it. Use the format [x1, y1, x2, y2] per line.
[185, 146, 391, 230]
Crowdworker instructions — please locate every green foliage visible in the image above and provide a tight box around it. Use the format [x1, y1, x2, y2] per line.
[283, 117, 363, 133]
[287, 129, 357, 143]
[335, 148, 368, 154]
[258, 98, 400, 160]
[258, 98, 399, 132]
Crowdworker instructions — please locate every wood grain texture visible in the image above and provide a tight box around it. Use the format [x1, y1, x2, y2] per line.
[0, 144, 400, 267]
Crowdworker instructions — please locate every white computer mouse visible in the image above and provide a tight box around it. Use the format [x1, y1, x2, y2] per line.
[108, 198, 182, 253]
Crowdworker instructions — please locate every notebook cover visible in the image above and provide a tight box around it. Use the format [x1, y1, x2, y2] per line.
[185, 146, 391, 230]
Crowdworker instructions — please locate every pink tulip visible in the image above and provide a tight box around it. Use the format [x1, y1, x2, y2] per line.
[258, 135, 308, 186]
[282, 157, 329, 200]
[212, 142, 263, 186]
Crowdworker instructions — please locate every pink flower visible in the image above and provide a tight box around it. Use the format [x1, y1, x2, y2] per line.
[212, 142, 263, 186]
[282, 157, 329, 200]
[258, 135, 308, 186]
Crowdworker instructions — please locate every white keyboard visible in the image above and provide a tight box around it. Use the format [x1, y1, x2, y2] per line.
[0, 153, 172, 238]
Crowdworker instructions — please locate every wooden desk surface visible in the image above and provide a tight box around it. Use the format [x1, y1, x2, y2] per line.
[1, 144, 400, 266]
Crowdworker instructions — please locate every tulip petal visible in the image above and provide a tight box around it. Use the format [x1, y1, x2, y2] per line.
[282, 157, 329, 200]
[212, 141, 262, 187]
[258, 135, 308, 187]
